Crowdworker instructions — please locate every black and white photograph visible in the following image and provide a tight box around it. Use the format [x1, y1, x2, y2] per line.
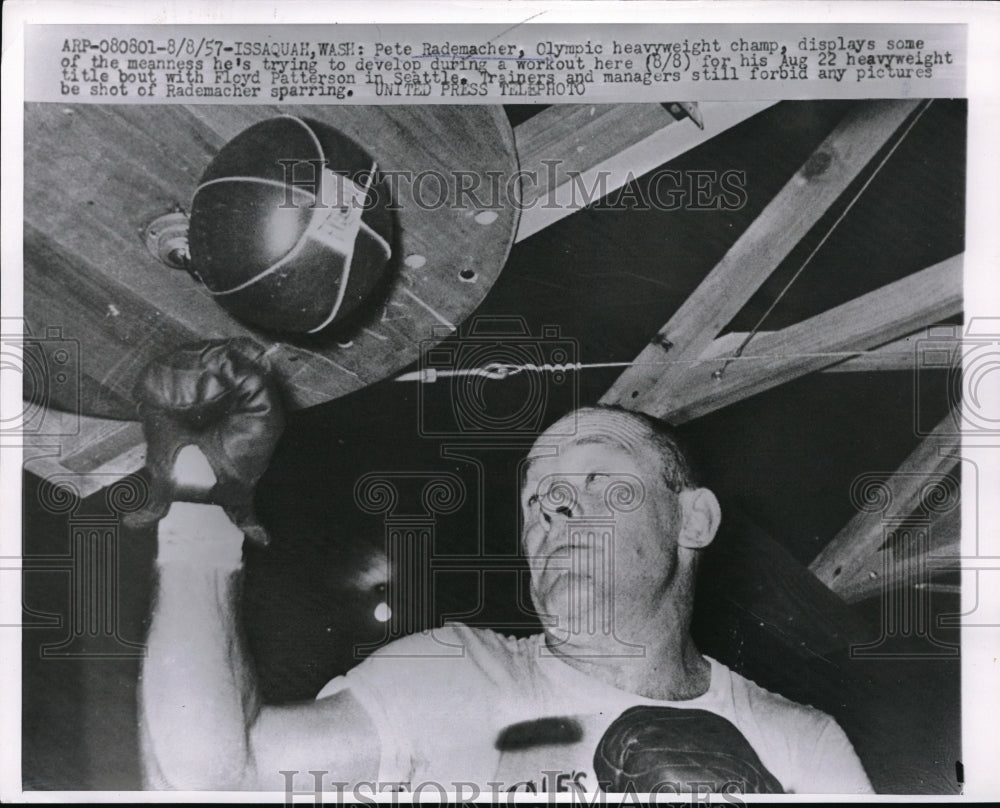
[3, 3, 999, 802]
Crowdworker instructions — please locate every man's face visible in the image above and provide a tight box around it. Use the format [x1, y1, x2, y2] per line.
[520, 412, 685, 638]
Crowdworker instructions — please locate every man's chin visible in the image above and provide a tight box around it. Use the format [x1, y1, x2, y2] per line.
[532, 572, 577, 615]
[533, 579, 615, 635]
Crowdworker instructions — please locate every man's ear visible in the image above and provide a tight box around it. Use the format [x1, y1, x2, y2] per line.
[676, 488, 722, 550]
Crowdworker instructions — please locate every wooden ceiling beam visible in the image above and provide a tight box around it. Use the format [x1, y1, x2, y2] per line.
[704, 327, 959, 375]
[514, 101, 777, 242]
[820, 327, 957, 373]
[808, 411, 961, 603]
[601, 99, 923, 413]
[696, 504, 871, 659]
[22, 409, 145, 500]
[646, 254, 962, 423]
[689, 326, 958, 375]
[833, 504, 961, 604]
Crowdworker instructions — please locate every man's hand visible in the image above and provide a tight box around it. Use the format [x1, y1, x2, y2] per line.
[126, 338, 285, 546]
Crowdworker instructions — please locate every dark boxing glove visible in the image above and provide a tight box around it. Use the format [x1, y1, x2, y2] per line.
[593, 705, 784, 794]
[125, 338, 285, 546]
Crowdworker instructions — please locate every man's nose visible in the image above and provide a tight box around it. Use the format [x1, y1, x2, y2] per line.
[539, 505, 573, 533]
[539, 489, 576, 532]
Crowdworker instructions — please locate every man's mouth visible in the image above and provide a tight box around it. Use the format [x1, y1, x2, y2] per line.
[549, 542, 584, 554]
[543, 542, 593, 560]
[538, 543, 599, 579]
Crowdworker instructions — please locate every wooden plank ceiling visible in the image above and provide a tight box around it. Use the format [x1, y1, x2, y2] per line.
[24, 104, 519, 419]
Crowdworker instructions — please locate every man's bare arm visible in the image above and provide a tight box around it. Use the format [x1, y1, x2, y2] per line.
[131, 341, 381, 789]
[139, 501, 380, 790]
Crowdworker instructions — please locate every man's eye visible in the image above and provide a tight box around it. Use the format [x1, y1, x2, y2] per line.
[526, 494, 539, 507]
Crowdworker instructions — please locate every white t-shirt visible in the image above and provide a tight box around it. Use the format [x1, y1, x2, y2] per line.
[317, 622, 873, 795]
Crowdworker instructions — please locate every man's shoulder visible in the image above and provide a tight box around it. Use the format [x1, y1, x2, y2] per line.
[317, 625, 543, 707]
[714, 659, 835, 733]
[365, 623, 543, 667]
[708, 660, 872, 793]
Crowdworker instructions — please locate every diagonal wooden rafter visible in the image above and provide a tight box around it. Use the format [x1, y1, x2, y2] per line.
[699, 504, 872, 657]
[639, 254, 962, 424]
[819, 327, 957, 373]
[601, 99, 923, 414]
[22, 409, 146, 496]
[808, 411, 962, 603]
[706, 327, 958, 375]
[514, 101, 777, 242]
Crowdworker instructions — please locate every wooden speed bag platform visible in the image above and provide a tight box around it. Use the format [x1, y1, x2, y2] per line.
[23, 104, 520, 420]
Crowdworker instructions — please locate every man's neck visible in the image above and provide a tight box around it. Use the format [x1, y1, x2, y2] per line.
[543, 610, 711, 701]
